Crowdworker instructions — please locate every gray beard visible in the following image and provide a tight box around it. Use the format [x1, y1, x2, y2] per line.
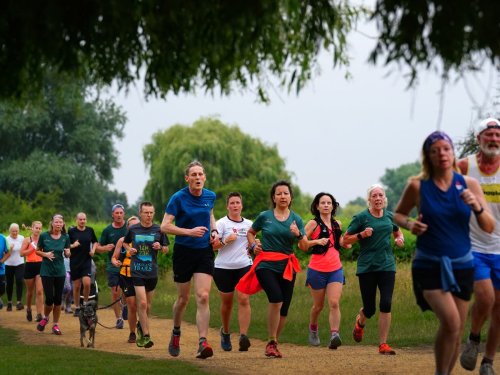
[480, 144, 500, 158]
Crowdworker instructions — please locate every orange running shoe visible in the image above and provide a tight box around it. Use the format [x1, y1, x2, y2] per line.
[352, 315, 365, 343]
[379, 343, 396, 355]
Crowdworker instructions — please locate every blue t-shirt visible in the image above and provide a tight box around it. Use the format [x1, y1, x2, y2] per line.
[415, 172, 473, 269]
[165, 186, 216, 249]
[0, 235, 8, 275]
[124, 223, 169, 279]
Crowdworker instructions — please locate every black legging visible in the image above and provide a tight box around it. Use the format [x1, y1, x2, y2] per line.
[256, 268, 296, 317]
[41, 276, 65, 306]
[0, 275, 6, 296]
[357, 271, 395, 318]
[5, 264, 25, 302]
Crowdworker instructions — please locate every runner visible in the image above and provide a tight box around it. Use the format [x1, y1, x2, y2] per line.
[236, 180, 309, 358]
[458, 117, 500, 375]
[304, 192, 348, 349]
[212, 192, 253, 352]
[20, 221, 44, 322]
[394, 131, 494, 375]
[343, 184, 404, 355]
[35, 214, 71, 335]
[96, 204, 127, 329]
[161, 160, 220, 359]
[112, 215, 140, 344]
[0, 233, 9, 309]
[5, 223, 25, 311]
[123, 202, 169, 348]
[68, 212, 97, 315]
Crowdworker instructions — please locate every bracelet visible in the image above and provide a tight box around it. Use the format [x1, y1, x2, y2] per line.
[296, 233, 304, 240]
[211, 229, 219, 234]
[357, 233, 363, 240]
[248, 242, 256, 253]
[473, 206, 484, 216]
[220, 239, 226, 246]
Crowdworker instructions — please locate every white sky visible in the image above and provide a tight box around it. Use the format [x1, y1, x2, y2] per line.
[108, 18, 498, 208]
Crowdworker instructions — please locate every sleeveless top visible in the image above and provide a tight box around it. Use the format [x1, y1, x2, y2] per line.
[308, 218, 342, 272]
[466, 154, 500, 255]
[26, 236, 42, 262]
[415, 172, 473, 269]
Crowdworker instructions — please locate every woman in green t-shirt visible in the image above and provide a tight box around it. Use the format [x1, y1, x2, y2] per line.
[35, 214, 70, 335]
[344, 184, 404, 355]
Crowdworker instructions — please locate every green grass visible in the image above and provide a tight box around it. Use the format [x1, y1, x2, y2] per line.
[0, 326, 211, 375]
[97, 261, 454, 348]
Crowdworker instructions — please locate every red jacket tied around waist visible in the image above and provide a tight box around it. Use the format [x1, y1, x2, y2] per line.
[235, 251, 301, 295]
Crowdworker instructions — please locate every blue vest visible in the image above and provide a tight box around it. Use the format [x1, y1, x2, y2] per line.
[415, 172, 473, 269]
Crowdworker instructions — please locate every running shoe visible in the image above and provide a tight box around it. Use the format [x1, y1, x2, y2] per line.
[352, 315, 365, 343]
[122, 304, 128, 320]
[309, 328, 320, 346]
[37, 317, 48, 332]
[16, 302, 24, 310]
[196, 338, 213, 359]
[73, 307, 80, 317]
[220, 327, 232, 351]
[35, 313, 43, 322]
[137, 322, 144, 340]
[168, 330, 181, 357]
[64, 305, 73, 314]
[26, 308, 32, 322]
[52, 324, 62, 335]
[239, 334, 251, 352]
[128, 332, 136, 343]
[6, 302, 12, 311]
[116, 318, 124, 329]
[460, 338, 480, 371]
[480, 362, 495, 375]
[136, 336, 145, 347]
[329, 332, 342, 350]
[378, 343, 396, 355]
[265, 340, 282, 358]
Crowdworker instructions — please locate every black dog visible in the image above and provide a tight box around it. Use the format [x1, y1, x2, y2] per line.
[79, 300, 98, 348]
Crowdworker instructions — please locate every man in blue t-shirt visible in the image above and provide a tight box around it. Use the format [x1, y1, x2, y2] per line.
[161, 160, 220, 359]
[124, 201, 169, 349]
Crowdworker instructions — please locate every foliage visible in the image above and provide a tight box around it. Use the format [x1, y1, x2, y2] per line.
[0, 1, 360, 101]
[456, 127, 480, 159]
[0, 70, 126, 219]
[370, 1, 500, 85]
[0, 191, 63, 232]
[380, 160, 420, 212]
[143, 117, 303, 219]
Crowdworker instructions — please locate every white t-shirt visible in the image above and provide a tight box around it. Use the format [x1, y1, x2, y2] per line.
[5, 235, 25, 266]
[215, 216, 253, 269]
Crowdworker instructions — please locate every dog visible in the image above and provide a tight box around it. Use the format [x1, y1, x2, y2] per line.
[79, 300, 98, 348]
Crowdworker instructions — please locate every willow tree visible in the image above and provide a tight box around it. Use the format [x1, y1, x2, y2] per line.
[143, 117, 299, 218]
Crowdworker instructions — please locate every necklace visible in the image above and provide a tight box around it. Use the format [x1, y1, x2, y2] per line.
[274, 210, 289, 221]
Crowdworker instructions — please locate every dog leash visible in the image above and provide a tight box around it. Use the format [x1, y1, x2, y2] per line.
[94, 295, 125, 329]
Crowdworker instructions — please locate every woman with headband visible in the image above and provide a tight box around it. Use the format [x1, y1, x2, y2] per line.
[394, 131, 494, 375]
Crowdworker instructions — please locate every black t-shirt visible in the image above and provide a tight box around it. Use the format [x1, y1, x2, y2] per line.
[123, 223, 169, 279]
[68, 226, 98, 271]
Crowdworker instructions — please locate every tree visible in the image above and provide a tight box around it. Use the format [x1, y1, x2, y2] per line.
[0, 1, 359, 101]
[1, 2, 498, 100]
[380, 161, 420, 212]
[370, 1, 500, 84]
[142, 117, 308, 219]
[0, 70, 126, 218]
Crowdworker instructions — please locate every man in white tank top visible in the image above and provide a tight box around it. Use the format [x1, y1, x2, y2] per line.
[458, 117, 500, 374]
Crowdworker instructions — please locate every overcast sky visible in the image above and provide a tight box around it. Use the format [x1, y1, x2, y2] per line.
[108, 17, 498, 209]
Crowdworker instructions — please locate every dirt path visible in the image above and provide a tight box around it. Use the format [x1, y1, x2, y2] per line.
[1, 306, 497, 374]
